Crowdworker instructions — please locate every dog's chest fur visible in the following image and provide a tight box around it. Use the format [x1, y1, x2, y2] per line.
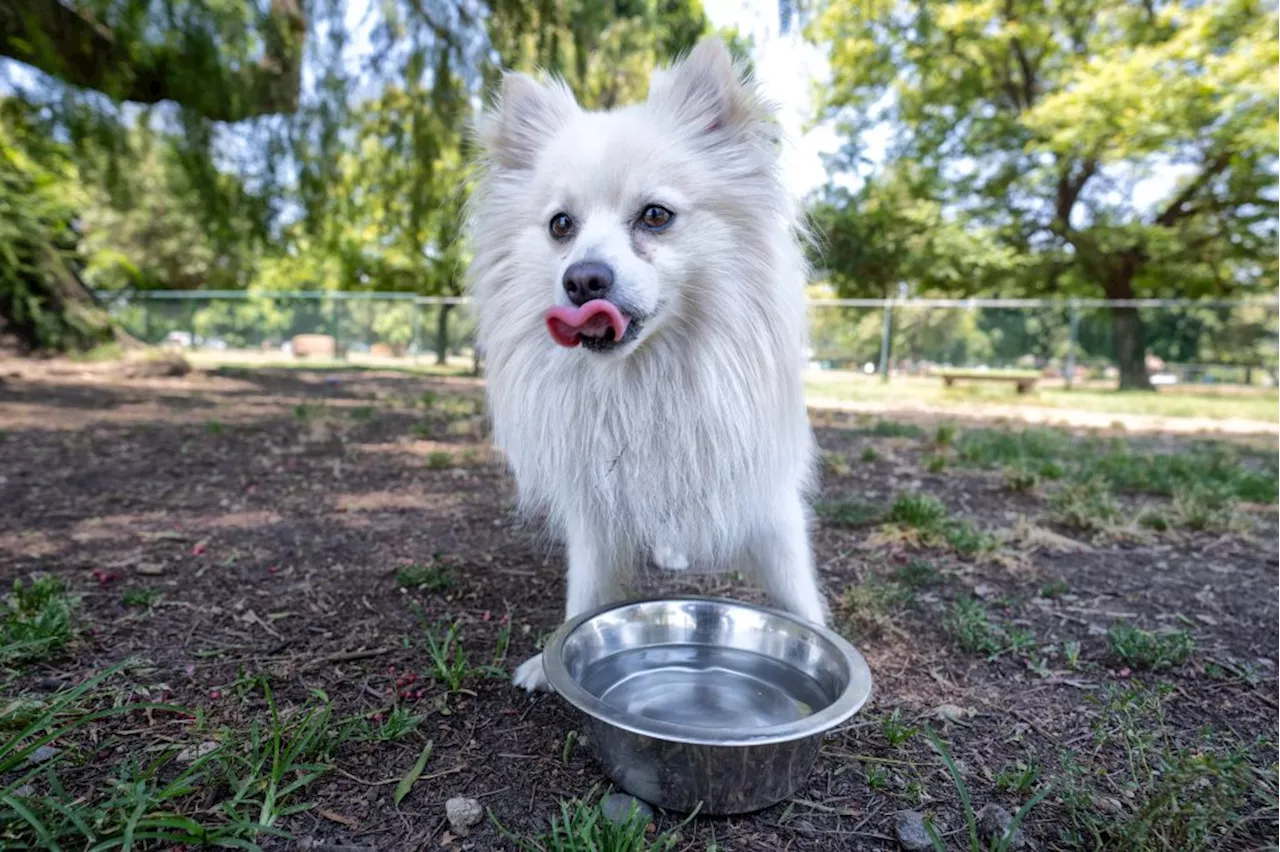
[485, 328, 814, 567]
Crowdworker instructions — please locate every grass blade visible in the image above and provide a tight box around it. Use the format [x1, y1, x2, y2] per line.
[0, 792, 60, 851]
[393, 740, 434, 806]
[926, 727, 979, 851]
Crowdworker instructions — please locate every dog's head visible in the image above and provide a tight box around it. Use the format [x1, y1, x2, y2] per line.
[470, 38, 787, 357]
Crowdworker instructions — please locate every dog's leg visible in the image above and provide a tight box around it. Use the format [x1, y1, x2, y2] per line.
[744, 491, 828, 626]
[513, 523, 626, 692]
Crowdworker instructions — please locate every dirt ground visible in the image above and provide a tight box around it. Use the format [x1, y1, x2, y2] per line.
[1, 358, 1276, 851]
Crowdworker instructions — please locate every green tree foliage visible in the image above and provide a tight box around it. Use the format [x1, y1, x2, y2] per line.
[811, 0, 1279, 389]
[0, 100, 117, 351]
[1, 0, 709, 352]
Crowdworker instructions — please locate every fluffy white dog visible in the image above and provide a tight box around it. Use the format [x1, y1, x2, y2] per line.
[467, 37, 827, 692]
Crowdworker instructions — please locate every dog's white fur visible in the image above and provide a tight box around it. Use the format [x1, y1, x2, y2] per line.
[467, 38, 827, 691]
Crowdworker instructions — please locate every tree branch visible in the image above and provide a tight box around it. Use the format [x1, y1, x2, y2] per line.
[1153, 152, 1231, 227]
[0, 0, 306, 122]
[1053, 156, 1098, 231]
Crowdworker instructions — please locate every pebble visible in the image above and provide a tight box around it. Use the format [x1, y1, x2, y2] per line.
[600, 793, 654, 826]
[978, 804, 1027, 850]
[445, 797, 483, 834]
[894, 809, 933, 851]
[26, 745, 59, 765]
[176, 741, 219, 763]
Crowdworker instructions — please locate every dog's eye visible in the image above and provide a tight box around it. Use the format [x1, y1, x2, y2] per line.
[639, 205, 674, 231]
[549, 213, 575, 240]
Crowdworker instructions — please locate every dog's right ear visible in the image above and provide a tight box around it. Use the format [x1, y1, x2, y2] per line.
[475, 72, 577, 170]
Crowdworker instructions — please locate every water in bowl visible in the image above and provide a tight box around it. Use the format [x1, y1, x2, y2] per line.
[578, 643, 831, 731]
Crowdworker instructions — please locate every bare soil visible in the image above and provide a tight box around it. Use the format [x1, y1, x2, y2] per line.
[1, 359, 1276, 851]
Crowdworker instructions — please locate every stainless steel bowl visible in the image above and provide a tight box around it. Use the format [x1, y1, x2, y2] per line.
[542, 597, 872, 815]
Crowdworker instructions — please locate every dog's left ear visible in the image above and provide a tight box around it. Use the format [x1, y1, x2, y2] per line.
[647, 37, 775, 146]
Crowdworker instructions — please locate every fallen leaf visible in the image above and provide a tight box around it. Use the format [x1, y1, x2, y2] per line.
[318, 808, 356, 826]
[928, 703, 977, 726]
[393, 740, 434, 805]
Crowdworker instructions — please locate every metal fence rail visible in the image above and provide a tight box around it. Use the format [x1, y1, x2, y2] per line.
[96, 290, 1280, 387]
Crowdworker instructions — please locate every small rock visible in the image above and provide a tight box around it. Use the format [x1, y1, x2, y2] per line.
[978, 804, 1027, 850]
[27, 745, 59, 765]
[445, 797, 483, 834]
[176, 741, 219, 763]
[894, 809, 933, 851]
[600, 793, 654, 826]
[34, 676, 66, 692]
[135, 562, 167, 576]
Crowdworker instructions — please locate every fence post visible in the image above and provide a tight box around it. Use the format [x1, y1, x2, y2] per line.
[878, 299, 894, 383]
[1065, 298, 1080, 390]
[328, 296, 342, 359]
[410, 298, 423, 363]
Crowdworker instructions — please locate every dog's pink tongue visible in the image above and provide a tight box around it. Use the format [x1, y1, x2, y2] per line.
[545, 300, 630, 348]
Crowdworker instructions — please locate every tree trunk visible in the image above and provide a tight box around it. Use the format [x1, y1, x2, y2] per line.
[435, 303, 452, 367]
[1110, 305, 1152, 391]
[1103, 258, 1153, 391]
[0, 237, 131, 353]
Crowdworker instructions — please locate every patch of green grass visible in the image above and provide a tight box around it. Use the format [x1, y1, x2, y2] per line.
[68, 341, 125, 363]
[1002, 463, 1040, 493]
[994, 760, 1042, 796]
[1061, 682, 1273, 852]
[1039, 578, 1070, 599]
[420, 391, 438, 408]
[1107, 623, 1195, 670]
[923, 453, 948, 473]
[204, 419, 224, 435]
[350, 405, 375, 420]
[865, 419, 926, 439]
[859, 445, 880, 462]
[944, 598, 1035, 660]
[887, 493, 949, 527]
[1137, 506, 1173, 532]
[880, 708, 918, 747]
[351, 705, 426, 743]
[1048, 477, 1121, 532]
[426, 450, 453, 469]
[0, 669, 351, 848]
[838, 579, 911, 637]
[933, 423, 957, 447]
[892, 559, 940, 588]
[942, 520, 995, 556]
[396, 561, 458, 591]
[815, 497, 882, 527]
[121, 587, 160, 608]
[1, 577, 76, 665]
[1171, 486, 1244, 532]
[955, 427, 1076, 470]
[420, 618, 504, 692]
[821, 451, 851, 477]
[886, 493, 995, 556]
[491, 786, 696, 851]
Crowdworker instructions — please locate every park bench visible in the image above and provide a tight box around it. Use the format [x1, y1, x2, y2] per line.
[934, 369, 1040, 394]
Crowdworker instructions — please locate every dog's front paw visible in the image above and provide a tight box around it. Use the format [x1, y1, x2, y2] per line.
[652, 543, 690, 571]
[512, 653, 552, 693]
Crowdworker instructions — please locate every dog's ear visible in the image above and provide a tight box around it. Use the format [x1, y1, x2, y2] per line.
[476, 72, 578, 170]
[647, 37, 775, 145]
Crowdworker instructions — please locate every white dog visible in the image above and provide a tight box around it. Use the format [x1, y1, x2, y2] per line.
[467, 37, 827, 692]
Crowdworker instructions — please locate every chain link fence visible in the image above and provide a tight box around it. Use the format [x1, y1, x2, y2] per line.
[97, 290, 1279, 388]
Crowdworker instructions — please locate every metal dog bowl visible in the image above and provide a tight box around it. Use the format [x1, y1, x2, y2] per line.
[543, 597, 872, 814]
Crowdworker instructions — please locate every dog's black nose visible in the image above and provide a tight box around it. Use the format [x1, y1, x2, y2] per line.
[562, 261, 614, 306]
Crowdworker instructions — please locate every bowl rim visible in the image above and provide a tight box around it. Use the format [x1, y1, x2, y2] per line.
[542, 595, 873, 747]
